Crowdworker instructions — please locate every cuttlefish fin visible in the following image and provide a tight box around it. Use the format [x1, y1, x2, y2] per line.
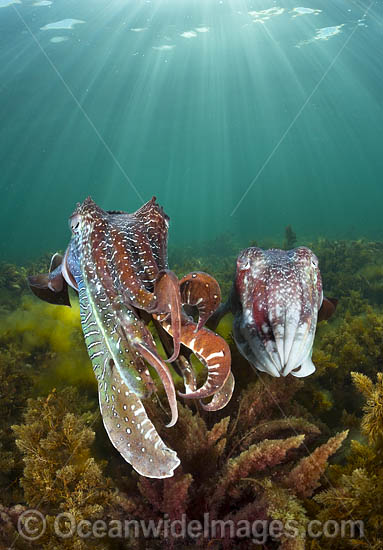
[153, 270, 181, 362]
[99, 359, 180, 478]
[28, 253, 70, 306]
[179, 272, 221, 332]
[318, 297, 338, 322]
[49, 252, 64, 272]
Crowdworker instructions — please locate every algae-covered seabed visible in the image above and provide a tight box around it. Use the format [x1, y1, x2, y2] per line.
[1, 235, 383, 549]
[1, 0, 383, 547]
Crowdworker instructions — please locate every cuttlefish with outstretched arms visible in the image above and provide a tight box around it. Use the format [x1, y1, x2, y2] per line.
[28, 197, 233, 479]
[209, 246, 337, 378]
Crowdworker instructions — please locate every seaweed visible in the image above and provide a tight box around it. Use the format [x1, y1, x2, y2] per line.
[120, 376, 347, 549]
[12, 388, 121, 550]
[0, 297, 96, 395]
[283, 225, 297, 250]
[2, 238, 383, 548]
[309, 372, 383, 549]
[310, 238, 383, 302]
[299, 306, 383, 430]
[0, 262, 28, 310]
[2, 374, 347, 549]
[0, 345, 32, 504]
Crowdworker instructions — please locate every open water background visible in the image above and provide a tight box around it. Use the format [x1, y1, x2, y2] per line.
[0, 0, 382, 261]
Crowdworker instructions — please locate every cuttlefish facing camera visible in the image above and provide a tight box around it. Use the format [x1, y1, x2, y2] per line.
[210, 247, 337, 378]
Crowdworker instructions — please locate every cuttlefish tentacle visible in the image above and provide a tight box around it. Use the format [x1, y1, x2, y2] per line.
[157, 315, 231, 400]
[179, 271, 221, 332]
[128, 352, 156, 396]
[111, 313, 156, 398]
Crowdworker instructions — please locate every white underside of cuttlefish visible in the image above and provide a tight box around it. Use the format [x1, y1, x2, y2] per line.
[231, 246, 326, 378]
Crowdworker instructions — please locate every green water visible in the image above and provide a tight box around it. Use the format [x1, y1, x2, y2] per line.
[0, 0, 382, 262]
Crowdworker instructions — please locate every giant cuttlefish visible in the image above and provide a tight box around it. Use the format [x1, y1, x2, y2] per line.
[28, 198, 234, 478]
[210, 246, 336, 378]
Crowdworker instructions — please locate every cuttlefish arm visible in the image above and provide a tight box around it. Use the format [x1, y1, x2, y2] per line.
[99, 359, 179, 478]
[27, 252, 71, 306]
[200, 372, 235, 411]
[149, 315, 201, 400]
[149, 269, 223, 362]
[151, 270, 182, 363]
[179, 272, 221, 331]
[104, 297, 179, 428]
[293, 295, 338, 378]
[117, 268, 182, 364]
[76, 274, 180, 478]
[132, 341, 178, 427]
[151, 313, 234, 411]
[157, 314, 232, 402]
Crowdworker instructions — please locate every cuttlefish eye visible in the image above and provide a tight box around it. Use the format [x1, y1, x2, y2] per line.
[69, 214, 81, 232]
[309, 252, 320, 268]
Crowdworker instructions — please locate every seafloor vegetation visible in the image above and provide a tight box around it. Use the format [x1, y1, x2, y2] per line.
[1, 231, 383, 548]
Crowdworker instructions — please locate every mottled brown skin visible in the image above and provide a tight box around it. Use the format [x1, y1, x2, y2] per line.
[28, 197, 234, 477]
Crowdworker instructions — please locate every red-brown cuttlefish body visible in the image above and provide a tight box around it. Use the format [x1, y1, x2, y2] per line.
[211, 246, 337, 378]
[28, 197, 233, 479]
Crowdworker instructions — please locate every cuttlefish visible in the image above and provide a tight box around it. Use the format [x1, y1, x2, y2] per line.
[28, 197, 233, 478]
[210, 246, 337, 378]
